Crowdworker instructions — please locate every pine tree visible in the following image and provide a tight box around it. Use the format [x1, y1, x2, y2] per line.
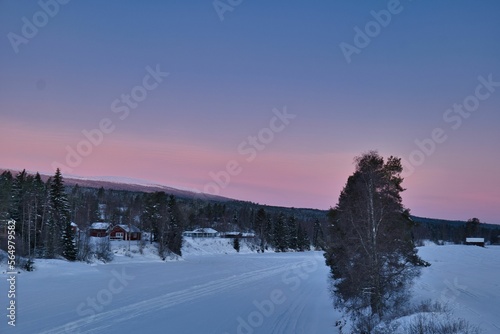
[286, 215, 298, 250]
[254, 208, 267, 252]
[0, 171, 13, 222]
[325, 151, 429, 322]
[296, 224, 310, 251]
[233, 237, 240, 252]
[465, 217, 481, 238]
[166, 195, 183, 256]
[142, 191, 168, 257]
[312, 218, 324, 250]
[62, 220, 77, 261]
[273, 213, 287, 252]
[47, 169, 75, 259]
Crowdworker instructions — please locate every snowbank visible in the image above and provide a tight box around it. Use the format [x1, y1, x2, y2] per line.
[182, 236, 258, 256]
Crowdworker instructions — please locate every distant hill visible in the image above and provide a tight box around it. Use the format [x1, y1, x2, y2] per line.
[0, 168, 229, 202]
[2, 168, 496, 228]
[410, 215, 500, 230]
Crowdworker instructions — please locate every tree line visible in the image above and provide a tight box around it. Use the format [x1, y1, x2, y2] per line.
[0, 169, 327, 266]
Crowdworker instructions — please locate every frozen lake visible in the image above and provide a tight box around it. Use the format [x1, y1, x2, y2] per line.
[1, 252, 339, 333]
[2, 244, 500, 333]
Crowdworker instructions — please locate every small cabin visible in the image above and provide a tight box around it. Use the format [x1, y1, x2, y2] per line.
[183, 228, 219, 238]
[89, 222, 111, 237]
[465, 237, 485, 247]
[109, 224, 142, 241]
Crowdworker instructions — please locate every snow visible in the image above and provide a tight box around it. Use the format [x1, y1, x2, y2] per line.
[115, 224, 141, 233]
[465, 237, 484, 243]
[64, 174, 198, 193]
[1, 242, 499, 333]
[89, 222, 111, 230]
[182, 237, 258, 256]
[192, 228, 219, 234]
[410, 243, 500, 333]
[0, 251, 339, 333]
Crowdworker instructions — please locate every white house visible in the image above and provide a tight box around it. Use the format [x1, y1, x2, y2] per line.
[183, 228, 219, 238]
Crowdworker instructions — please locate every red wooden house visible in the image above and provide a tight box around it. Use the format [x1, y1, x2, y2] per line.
[89, 222, 111, 237]
[109, 224, 142, 241]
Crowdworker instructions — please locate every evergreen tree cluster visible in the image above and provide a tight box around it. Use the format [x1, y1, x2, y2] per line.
[0, 168, 328, 263]
[0, 169, 76, 262]
[142, 192, 184, 258]
[411, 216, 500, 245]
[256, 210, 312, 253]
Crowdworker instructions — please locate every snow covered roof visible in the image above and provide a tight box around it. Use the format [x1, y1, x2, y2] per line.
[117, 224, 141, 233]
[184, 228, 219, 234]
[90, 222, 111, 230]
[466, 238, 484, 242]
[193, 228, 218, 234]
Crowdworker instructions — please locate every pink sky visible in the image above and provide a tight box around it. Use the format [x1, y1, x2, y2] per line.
[1, 1, 499, 224]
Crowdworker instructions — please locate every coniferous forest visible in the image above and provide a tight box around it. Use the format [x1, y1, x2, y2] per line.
[1, 168, 498, 269]
[0, 169, 326, 267]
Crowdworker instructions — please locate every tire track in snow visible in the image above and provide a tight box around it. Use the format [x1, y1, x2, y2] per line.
[40, 262, 295, 334]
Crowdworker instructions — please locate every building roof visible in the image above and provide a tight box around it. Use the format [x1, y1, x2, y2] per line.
[466, 237, 484, 242]
[90, 222, 111, 230]
[194, 228, 218, 234]
[184, 228, 219, 234]
[116, 224, 141, 233]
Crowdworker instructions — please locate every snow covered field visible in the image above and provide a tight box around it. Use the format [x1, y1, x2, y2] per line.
[1, 250, 339, 333]
[1, 242, 499, 333]
[411, 244, 500, 334]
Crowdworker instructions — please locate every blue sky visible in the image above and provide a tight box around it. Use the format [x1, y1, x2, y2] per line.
[1, 0, 499, 223]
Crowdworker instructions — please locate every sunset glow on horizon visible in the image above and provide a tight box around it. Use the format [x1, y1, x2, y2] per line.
[1, 1, 499, 223]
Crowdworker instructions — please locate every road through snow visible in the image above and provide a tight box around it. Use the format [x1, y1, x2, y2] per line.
[1, 252, 340, 333]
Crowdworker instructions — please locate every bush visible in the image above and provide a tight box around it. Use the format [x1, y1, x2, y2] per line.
[94, 238, 114, 262]
[233, 238, 240, 252]
[407, 314, 482, 334]
[403, 300, 482, 334]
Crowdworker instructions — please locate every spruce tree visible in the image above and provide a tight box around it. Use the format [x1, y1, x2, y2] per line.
[273, 213, 287, 252]
[286, 215, 298, 250]
[166, 195, 183, 256]
[254, 208, 267, 252]
[0, 171, 13, 222]
[62, 220, 77, 261]
[312, 218, 324, 250]
[296, 224, 310, 251]
[47, 169, 75, 259]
